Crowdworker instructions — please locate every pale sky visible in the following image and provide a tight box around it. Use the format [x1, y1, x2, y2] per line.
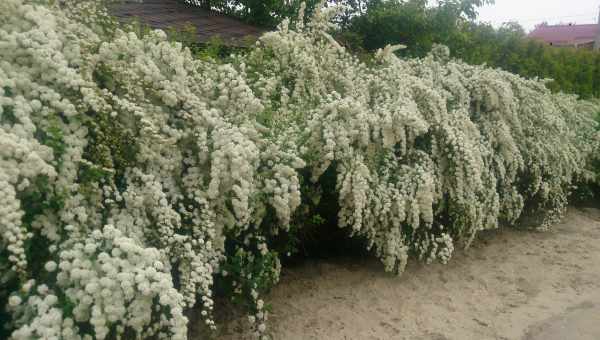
[476, 0, 600, 32]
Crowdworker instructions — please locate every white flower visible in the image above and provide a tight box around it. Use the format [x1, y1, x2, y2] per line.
[1, 1, 598, 340]
[44, 261, 57, 272]
[8, 295, 22, 307]
[258, 323, 266, 333]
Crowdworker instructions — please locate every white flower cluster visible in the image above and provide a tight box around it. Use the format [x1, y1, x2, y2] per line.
[12, 226, 188, 340]
[1, 0, 301, 338]
[241, 6, 599, 273]
[1, 0, 599, 339]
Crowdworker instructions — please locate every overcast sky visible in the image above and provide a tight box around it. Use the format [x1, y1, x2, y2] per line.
[476, 0, 600, 32]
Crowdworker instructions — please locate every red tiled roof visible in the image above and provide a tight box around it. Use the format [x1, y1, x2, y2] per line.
[529, 24, 600, 46]
[109, 0, 264, 46]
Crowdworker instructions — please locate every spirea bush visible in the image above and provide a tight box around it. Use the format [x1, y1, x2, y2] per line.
[1, 1, 599, 339]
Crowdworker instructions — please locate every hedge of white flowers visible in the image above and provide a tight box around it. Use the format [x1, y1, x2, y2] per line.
[1, 0, 599, 339]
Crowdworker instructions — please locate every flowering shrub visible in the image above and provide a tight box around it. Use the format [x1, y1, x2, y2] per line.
[1, 1, 599, 339]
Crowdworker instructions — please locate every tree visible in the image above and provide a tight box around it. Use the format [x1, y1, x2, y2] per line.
[345, 0, 494, 57]
[183, 0, 377, 28]
[183, 0, 600, 99]
[341, 0, 600, 99]
[183, 0, 322, 27]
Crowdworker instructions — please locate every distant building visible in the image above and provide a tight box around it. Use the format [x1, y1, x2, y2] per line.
[109, 0, 264, 46]
[528, 8, 600, 50]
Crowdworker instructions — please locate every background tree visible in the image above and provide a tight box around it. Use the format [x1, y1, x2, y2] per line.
[182, 0, 600, 99]
[340, 0, 600, 99]
[184, 0, 322, 27]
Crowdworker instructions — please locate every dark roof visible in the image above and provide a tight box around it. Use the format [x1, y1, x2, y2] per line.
[529, 23, 600, 46]
[109, 0, 264, 46]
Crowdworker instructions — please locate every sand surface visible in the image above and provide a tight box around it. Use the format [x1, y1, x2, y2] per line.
[209, 207, 600, 340]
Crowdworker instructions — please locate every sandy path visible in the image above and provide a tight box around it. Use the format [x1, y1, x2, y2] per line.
[214, 207, 600, 340]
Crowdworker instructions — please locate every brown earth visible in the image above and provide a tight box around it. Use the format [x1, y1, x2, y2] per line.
[202, 207, 600, 340]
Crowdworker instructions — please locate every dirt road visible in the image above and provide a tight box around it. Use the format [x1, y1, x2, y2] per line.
[214, 207, 600, 340]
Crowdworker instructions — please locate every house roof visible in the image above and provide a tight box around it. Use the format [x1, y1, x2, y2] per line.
[109, 0, 264, 46]
[528, 23, 600, 46]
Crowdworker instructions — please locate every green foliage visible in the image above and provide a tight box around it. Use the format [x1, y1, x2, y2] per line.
[2, 1, 600, 339]
[454, 23, 600, 99]
[84, 110, 137, 172]
[346, 0, 492, 57]
[182, 0, 600, 99]
[341, 0, 600, 99]
[575, 101, 600, 200]
[195, 36, 233, 61]
[185, 0, 322, 28]
[166, 23, 234, 60]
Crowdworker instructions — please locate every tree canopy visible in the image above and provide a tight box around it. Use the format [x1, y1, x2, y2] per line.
[339, 0, 600, 99]
[184, 0, 321, 27]
[181, 0, 600, 99]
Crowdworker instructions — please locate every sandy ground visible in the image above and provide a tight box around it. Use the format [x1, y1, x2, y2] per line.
[208, 207, 600, 340]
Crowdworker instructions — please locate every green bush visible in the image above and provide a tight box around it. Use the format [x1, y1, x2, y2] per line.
[1, 1, 599, 339]
[344, 0, 600, 100]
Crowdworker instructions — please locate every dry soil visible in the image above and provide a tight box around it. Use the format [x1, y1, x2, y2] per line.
[208, 207, 600, 340]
